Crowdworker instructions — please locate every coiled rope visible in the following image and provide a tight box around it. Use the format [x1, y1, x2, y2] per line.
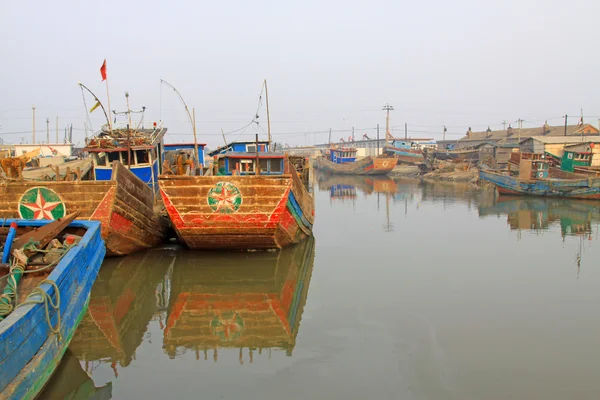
[16, 280, 62, 341]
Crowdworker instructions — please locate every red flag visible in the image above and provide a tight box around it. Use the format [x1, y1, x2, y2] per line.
[100, 59, 107, 81]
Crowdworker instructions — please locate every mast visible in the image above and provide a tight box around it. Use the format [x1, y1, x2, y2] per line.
[264, 79, 272, 150]
[160, 79, 199, 171]
[78, 82, 111, 130]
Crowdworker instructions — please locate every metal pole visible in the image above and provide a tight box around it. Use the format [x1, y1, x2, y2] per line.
[377, 124, 380, 154]
[405, 122, 407, 140]
[264, 79, 271, 149]
[255, 133, 260, 175]
[55, 116, 58, 143]
[46, 118, 50, 144]
[192, 108, 199, 174]
[564, 114, 568, 136]
[32, 105, 36, 144]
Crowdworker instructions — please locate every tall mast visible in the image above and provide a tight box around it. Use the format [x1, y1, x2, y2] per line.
[264, 79, 272, 150]
[160, 79, 199, 170]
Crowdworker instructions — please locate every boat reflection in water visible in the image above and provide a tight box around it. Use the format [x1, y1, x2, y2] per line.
[478, 197, 600, 239]
[163, 236, 315, 362]
[67, 248, 174, 376]
[317, 172, 397, 199]
[38, 349, 112, 399]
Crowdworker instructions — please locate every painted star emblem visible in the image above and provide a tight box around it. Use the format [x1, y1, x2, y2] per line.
[21, 188, 61, 219]
[210, 186, 238, 212]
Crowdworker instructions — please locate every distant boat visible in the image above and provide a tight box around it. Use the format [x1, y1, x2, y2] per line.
[0, 218, 105, 400]
[433, 147, 479, 162]
[383, 139, 425, 164]
[314, 147, 395, 175]
[480, 157, 600, 200]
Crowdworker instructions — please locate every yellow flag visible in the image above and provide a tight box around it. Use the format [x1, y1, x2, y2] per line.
[89, 100, 101, 113]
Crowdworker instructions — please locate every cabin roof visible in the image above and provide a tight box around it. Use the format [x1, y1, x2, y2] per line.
[164, 143, 207, 149]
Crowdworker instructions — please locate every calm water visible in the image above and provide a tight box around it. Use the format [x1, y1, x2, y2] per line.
[41, 173, 600, 400]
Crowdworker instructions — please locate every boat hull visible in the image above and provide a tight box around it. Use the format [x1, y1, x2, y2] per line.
[383, 146, 424, 164]
[0, 161, 168, 256]
[434, 149, 479, 162]
[159, 169, 314, 250]
[479, 169, 600, 199]
[0, 219, 105, 400]
[314, 156, 395, 175]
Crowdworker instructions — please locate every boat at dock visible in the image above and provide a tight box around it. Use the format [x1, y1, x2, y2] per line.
[433, 147, 479, 162]
[314, 147, 395, 175]
[0, 217, 105, 400]
[480, 156, 600, 199]
[163, 236, 315, 359]
[159, 154, 314, 250]
[383, 139, 425, 164]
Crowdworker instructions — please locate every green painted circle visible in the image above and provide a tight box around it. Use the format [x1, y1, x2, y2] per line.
[18, 187, 66, 220]
[207, 182, 243, 214]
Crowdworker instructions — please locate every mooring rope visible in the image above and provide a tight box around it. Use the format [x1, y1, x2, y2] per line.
[16, 279, 62, 341]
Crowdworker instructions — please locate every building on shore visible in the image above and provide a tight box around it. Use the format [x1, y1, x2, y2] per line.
[437, 123, 600, 150]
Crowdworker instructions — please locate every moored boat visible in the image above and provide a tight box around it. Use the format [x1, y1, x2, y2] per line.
[314, 148, 395, 175]
[159, 154, 314, 250]
[0, 218, 105, 400]
[479, 160, 600, 199]
[383, 139, 425, 164]
[433, 147, 479, 162]
[0, 161, 169, 256]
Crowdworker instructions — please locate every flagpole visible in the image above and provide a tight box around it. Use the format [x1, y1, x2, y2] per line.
[104, 67, 113, 132]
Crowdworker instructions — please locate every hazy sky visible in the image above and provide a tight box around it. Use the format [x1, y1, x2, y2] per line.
[1, 0, 599, 149]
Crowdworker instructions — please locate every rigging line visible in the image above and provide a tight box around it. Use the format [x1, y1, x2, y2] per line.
[80, 86, 94, 134]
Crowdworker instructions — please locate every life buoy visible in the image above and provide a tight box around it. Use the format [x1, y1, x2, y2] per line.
[538, 172, 544, 178]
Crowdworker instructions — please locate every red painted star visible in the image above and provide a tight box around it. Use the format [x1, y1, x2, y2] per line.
[214, 314, 243, 340]
[22, 188, 61, 219]
[210, 187, 238, 212]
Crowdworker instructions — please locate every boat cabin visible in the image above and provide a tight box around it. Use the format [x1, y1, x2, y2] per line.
[84, 124, 167, 193]
[561, 150, 593, 172]
[390, 140, 418, 149]
[163, 143, 206, 175]
[215, 152, 286, 176]
[330, 184, 357, 201]
[519, 157, 549, 180]
[329, 148, 357, 164]
[208, 140, 270, 157]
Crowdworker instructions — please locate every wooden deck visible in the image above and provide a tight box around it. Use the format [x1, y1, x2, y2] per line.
[159, 163, 314, 250]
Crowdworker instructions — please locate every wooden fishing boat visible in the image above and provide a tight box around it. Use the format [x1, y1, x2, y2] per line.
[433, 148, 479, 162]
[479, 161, 600, 199]
[69, 248, 172, 372]
[163, 236, 315, 359]
[314, 148, 395, 175]
[383, 140, 425, 164]
[0, 218, 105, 400]
[159, 156, 314, 250]
[0, 161, 169, 256]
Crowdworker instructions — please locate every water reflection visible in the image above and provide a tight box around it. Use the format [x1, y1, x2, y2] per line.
[68, 248, 174, 375]
[163, 236, 315, 362]
[38, 350, 112, 399]
[317, 173, 397, 201]
[478, 197, 600, 239]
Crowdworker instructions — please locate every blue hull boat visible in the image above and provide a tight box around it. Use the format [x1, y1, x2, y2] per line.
[0, 219, 105, 400]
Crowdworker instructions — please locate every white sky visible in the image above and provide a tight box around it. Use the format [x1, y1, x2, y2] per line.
[1, 0, 599, 149]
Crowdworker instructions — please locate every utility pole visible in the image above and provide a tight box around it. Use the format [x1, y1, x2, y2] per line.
[564, 114, 568, 136]
[517, 118, 523, 144]
[55, 116, 59, 143]
[404, 122, 407, 140]
[46, 118, 50, 144]
[502, 120, 507, 130]
[443, 125, 447, 141]
[382, 103, 394, 146]
[32, 105, 36, 143]
[376, 124, 380, 154]
[328, 128, 332, 146]
[352, 126, 354, 142]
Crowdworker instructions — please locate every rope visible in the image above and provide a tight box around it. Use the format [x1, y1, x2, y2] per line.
[16, 279, 62, 341]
